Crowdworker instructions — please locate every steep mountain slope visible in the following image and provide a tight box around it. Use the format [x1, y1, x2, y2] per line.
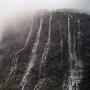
[0, 10, 90, 90]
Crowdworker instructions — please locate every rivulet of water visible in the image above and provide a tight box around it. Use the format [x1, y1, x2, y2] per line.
[20, 13, 43, 90]
[39, 14, 52, 79]
[67, 15, 83, 90]
[0, 17, 34, 89]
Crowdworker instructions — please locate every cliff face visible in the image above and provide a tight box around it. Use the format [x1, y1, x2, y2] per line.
[0, 11, 90, 90]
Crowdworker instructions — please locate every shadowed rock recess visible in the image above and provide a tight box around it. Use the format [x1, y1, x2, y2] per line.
[0, 11, 90, 90]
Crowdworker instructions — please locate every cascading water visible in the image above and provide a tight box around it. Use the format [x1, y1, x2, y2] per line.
[20, 13, 43, 90]
[67, 15, 83, 90]
[67, 15, 73, 61]
[59, 18, 63, 64]
[39, 14, 52, 79]
[25, 18, 34, 47]
[0, 17, 34, 89]
[8, 18, 34, 82]
[17, 17, 34, 54]
[67, 15, 73, 90]
[75, 19, 83, 89]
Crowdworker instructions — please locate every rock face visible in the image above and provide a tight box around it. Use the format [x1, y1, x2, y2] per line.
[0, 11, 90, 90]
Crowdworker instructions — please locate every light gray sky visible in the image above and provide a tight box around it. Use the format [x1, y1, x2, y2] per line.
[0, 0, 90, 25]
[0, 0, 90, 41]
[0, 0, 90, 20]
[0, 0, 90, 15]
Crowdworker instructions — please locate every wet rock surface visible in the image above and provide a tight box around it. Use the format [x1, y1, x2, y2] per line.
[0, 11, 90, 90]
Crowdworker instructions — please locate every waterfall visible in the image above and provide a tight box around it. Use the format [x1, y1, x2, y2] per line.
[75, 19, 83, 89]
[67, 14, 78, 90]
[16, 17, 34, 54]
[25, 17, 34, 47]
[8, 17, 34, 82]
[20, 14, 43, 90]
[73, 18, 83, 90]
[8, 17, 34, 80]
[68, 15, 73, 62]
[0, 17, 34, 89]
[77, 19, 80, 37]
[67, 15, 83, 90]
[67, 15, 78, 90]
[39, 14, 52, 79]
[67, 15, 73, 90]
[59, 18, 63, 62]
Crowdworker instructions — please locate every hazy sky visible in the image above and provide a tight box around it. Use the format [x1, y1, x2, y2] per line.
[0, 0, 90, 40]
[0, 0, 89, 25]
[0, 0, 89, 23]
[0, 0, 89, 42]
[0, 0, 90, 15]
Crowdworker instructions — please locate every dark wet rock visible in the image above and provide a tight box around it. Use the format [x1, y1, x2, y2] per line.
[0, 10, 90, 90]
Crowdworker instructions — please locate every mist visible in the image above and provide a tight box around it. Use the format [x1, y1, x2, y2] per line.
[0, 0, 90, 42]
